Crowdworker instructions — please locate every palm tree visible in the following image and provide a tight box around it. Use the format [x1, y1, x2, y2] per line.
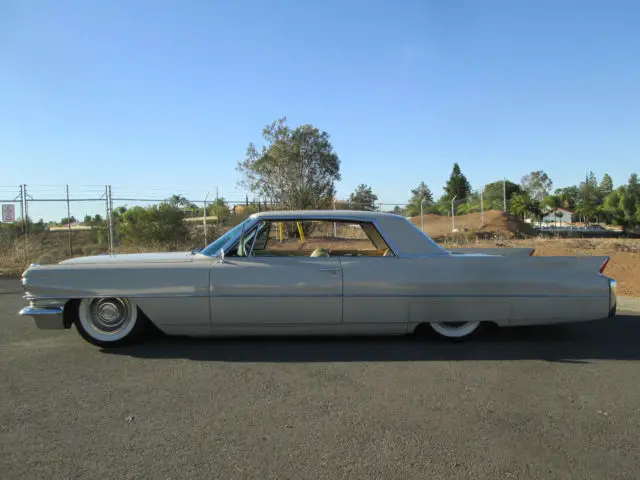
[508, 192, 533, 221]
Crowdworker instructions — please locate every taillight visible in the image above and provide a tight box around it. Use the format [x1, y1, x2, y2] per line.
[529, 249, 535, 256]
[600, 257, 610, 274]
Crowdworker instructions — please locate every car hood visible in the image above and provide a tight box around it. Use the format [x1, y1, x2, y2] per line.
[58, 252, 196, 265]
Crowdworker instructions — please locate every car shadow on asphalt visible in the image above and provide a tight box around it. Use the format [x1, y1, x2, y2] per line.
[100, 313, 640, 363]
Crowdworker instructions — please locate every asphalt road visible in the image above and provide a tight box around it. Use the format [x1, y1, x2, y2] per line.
[1, 278, 639, 480]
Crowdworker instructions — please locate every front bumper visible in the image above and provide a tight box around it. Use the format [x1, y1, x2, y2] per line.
[19, 305, 65, 330]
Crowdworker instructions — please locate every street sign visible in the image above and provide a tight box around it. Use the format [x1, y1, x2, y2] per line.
[2, 204, 16, 223]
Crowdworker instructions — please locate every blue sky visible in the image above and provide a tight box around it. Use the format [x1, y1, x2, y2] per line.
[1, 0, 639, 221]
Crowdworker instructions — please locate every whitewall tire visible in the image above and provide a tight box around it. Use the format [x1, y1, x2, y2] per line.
[75, 297, 146, 347]
[428, 321, 483, 341]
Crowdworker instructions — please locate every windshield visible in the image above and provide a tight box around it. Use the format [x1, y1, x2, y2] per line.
[199, 218, 253, 257]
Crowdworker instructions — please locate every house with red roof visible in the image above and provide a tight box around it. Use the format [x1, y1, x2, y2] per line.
[541, 207, 574, 225]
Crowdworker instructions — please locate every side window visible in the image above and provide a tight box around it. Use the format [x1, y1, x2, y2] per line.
[250, 220, 395, 257]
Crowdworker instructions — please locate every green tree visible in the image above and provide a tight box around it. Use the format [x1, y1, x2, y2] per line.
[406, 181, 434, 216]
[348, 184, 378, 211]
[508, 192, 534, 220]
[207, 198, 231, 222]
[576, 171, 601, 224]
[167, 194, 193, 209]
[482, 180, 521, 210]
[521, 171, 553, 202]
[119, 203, 189, 248]
[628, 173, 640, 197]
[237, 117, 341, 210]
[542, 194, 562, 210]
[600, 189, 623, 225]
[443, 163, 471, 201]
[554, 186, 579, 210]
[59, 216, 77, 225]
[599, 174, 614, 197]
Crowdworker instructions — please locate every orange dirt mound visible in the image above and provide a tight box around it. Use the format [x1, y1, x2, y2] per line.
[410, 210, 536, 239]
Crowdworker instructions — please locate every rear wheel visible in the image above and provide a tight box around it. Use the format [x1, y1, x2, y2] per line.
[428, 321, 484, 341]
[75, 297, 146, 347]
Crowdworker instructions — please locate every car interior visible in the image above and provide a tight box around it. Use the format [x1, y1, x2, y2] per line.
[226, 220, 395, 258]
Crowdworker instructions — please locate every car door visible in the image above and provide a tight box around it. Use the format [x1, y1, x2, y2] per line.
[209, 255, 343, 326]
[339, 256, 414, 329]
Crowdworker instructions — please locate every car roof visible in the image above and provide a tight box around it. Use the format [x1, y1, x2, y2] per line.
[246, 209, 446, 256]
[249, 209, 401, 221]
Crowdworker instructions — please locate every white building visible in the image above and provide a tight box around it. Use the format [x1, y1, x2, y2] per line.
[541, 208, 573, 225]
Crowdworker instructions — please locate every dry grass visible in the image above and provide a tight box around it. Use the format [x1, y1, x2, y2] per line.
[0, 232, 194, 276]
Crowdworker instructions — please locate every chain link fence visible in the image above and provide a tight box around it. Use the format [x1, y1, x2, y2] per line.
[1, 184, 501, 268]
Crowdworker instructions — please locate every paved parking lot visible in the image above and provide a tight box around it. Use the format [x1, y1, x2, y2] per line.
[1, 278, 639, 479]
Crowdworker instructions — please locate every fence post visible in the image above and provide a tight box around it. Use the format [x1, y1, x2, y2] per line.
[66, 184, 73, 256]
[333, 200, 337, 237]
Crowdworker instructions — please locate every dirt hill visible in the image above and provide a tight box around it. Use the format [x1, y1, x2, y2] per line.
[409, 210, 537, 240]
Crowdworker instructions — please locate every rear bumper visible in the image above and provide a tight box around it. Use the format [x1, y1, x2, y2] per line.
[19, 306, 65, 330]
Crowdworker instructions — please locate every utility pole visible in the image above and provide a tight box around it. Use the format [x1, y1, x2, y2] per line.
[451, 195, 457, 231]
[216, 187, 219, 226]
[420, 198, 425, 232]
[203, 192, 210, 246]
[23, 184, 29, 261]
[480, 188, 485, 226]
[109, 185, 114, 253]
[105, 186, 111, 253]
[107, 185, 114, 254]
[19, 184, 25, 233]
[66, 184, 73, 256]
[19, 185, 27, 263]
[503, 178, 507, 212]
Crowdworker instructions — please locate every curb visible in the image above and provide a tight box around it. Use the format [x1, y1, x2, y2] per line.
[618, 297, 640, 313]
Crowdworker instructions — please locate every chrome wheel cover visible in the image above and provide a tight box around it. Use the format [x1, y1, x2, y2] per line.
[78, 297, 138, 342]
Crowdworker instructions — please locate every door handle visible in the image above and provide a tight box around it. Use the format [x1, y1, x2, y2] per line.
[319, 268, 340, 274]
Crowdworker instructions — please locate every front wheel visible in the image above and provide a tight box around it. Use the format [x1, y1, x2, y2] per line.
[428, 321, 484, 341]
[75, 297, 146, 347]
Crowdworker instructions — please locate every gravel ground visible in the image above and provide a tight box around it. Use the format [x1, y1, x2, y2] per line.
[1, 278, 639, 480]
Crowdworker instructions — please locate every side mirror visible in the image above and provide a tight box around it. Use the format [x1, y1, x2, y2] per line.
[217, 247, 225, 263]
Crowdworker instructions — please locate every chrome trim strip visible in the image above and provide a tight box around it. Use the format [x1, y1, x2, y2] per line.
[19, 306, 64, 316]
[248, 213, 382, 223]
[23, 292, 609, 300]
[24, 293, 210, 301]
[213, 294, 343, 298]
[342, 293, 609, 299]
